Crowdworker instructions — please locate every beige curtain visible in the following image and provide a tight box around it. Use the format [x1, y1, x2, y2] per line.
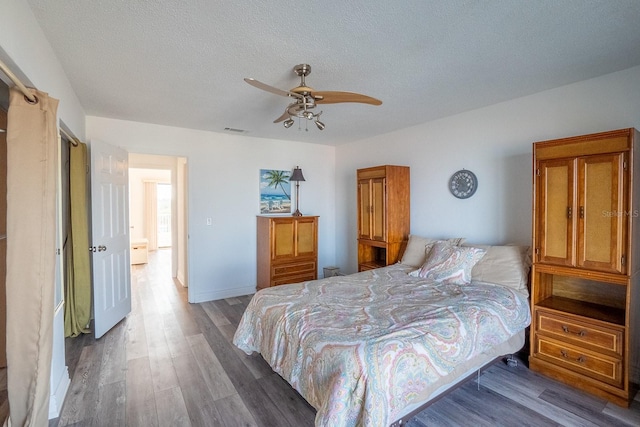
[64, 142, 91, 337]
[144, 180, 158, 251]
[4, 87, 59, 426]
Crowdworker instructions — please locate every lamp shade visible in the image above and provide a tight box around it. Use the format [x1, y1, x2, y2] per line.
[290, 166, 305, 182]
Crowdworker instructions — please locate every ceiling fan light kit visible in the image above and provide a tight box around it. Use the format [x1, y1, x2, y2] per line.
[245, 64, 382, 131]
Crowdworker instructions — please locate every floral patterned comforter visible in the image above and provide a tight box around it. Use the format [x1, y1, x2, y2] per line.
[233, 265, 531, 426]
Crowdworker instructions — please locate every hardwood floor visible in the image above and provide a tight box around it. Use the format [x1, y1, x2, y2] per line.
[3, 248, 638, 426]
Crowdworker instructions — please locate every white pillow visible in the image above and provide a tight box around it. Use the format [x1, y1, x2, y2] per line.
[400, 234, 465, 267]
[410, 241, 486, 285]
[469, 245, 531, 296]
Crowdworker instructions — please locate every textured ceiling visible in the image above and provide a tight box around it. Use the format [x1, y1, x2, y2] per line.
[26, 0, 640, 145]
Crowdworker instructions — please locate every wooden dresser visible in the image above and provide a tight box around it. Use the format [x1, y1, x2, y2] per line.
[256, 215, 318, 290]
[529, 128, 639, 406]
[357, 165, 410, 271]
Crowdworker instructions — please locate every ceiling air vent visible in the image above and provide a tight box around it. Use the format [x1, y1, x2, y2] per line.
[224, 127, 246, 133]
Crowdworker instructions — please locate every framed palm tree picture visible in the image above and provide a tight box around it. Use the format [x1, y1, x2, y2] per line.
[260, 169, 292, 214]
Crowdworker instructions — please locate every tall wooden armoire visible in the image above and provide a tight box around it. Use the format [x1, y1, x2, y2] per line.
[529, 128, 639, 406]
[357, 165, 410, 271]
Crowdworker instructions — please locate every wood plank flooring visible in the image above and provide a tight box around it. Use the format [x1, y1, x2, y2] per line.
[3, 248, 639, 426]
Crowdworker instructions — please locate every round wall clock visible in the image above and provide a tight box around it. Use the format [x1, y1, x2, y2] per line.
[449, 169, 478, 199]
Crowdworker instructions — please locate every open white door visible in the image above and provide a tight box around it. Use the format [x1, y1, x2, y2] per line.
[90, 139, 131, 339]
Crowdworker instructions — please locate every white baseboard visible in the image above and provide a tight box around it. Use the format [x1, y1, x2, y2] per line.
[176, 275, 187, 288]
[49, 366, 70, 419]
[190, 285, 256, 303]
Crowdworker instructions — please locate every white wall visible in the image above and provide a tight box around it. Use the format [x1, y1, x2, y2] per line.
[0, 0, 85, 137]
[87, 117, 337, 302]
[336, 65, 640, 273]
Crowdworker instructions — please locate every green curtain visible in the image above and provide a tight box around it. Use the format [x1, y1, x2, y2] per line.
[64, 142, 91, 337]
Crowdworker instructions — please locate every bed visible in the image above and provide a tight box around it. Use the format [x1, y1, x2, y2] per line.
[233, 236, 532, 426]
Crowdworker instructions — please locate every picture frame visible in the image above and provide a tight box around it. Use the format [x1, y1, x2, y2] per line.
[260, 169, 292, 214]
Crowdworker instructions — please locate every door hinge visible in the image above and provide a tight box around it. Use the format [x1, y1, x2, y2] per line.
[621, 255, 626, 266]
[536, 169, 540, 176]
[535, 248, 540, 255]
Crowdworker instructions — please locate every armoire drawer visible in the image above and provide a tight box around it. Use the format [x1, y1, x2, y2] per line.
[535, 309, 623, 356]
[534, 337, 623, 387]
[272, 261, 316, 278]
[271, 272, 316, 287]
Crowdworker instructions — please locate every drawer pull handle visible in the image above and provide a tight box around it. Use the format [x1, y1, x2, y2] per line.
[561, 325, 586, 337]
[560, 350, 587, 364]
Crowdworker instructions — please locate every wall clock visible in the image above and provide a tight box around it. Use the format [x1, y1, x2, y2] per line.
[449, 169, 478, 199]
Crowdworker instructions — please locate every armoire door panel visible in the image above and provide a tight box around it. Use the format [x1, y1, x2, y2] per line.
[538, 159, 575, 266]
[371, 178, 385, 241]
[358, 179, 371, 239]
[296, 219, 316, 256]
[273, 220, 295, 259]
[578, 154, 625, 273]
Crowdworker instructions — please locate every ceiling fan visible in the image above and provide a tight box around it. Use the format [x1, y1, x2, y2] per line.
[245, 64, 382, 130]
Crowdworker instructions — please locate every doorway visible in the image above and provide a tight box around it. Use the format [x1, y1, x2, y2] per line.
[128, 154, 188, 289]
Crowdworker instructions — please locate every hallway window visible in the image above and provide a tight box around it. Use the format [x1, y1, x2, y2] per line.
[157, 183, 171, 247]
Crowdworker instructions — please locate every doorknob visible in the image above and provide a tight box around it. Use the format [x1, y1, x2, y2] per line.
[98, 245, 107, 252]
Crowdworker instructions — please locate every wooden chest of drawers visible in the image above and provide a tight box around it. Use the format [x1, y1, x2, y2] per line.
[256, 215, 318, 290]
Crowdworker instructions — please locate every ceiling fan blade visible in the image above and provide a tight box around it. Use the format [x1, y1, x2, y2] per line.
[273, 109, 290, 123]
[244, 78, 302, 99]
[313, 91, 382, 106]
